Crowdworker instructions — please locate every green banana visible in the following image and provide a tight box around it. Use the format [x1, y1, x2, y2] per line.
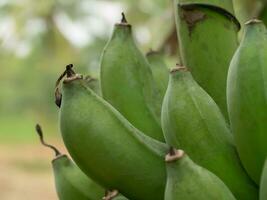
[57, 65, 168, 200]
[146, 50, 169, 101]
[174, 0, 239, 119]
[100, 13, 164, 142]
[35, 124, 104, 200]
[164, 148, 236, 200]
[103, 190, 128, 200]
[84, 75, 101, 96]
[260, 160, 267, 200]
[227, 19, 267, 184]
[161, 66, 258, 199]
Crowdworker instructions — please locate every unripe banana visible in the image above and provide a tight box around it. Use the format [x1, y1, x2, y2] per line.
[162, 66, 258, 199]
[260, 160, 267, 200]
[100, 13, 164, 142]
[146, 50, 169, 101]
[35, 124, 104, 200]
[174, 0, 240, 119]
[164, 148, 236, 200]
[227, 19, 267, 184]
[57, 65, 168, 200]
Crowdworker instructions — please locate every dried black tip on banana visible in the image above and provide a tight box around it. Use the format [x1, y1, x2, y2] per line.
[54, 88, 62, 108]
[54, 64, 74, 107]
[165, 148, 185, 162]
[103, 190, 119, 200]
[65, 64, 76, 78]
[35, 123, 61, 157]
[121, 12, 128, 24]
[54, 64, 83, 107]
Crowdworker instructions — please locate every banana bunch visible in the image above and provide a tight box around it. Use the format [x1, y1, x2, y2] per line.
[34, 0, 267, 199]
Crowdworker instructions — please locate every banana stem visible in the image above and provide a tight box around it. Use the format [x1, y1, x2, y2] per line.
[121, 12, 128, 24]
[54, 64, 77, 107]
[35, 124, 61, 157]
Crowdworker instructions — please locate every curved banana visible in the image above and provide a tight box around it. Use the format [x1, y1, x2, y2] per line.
[57, 65, 168, 200]
[162, 66, 258, 199]
[174, 0, 240, 119]
[227, 19, 267, 184]
[35, 124, 104, 200]
[100, 13, 164, 141]
[165, 148, 236, 200]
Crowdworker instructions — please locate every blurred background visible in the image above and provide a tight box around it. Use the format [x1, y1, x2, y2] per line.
[0, 0, 176, 199]
[1, 0, 267, 199]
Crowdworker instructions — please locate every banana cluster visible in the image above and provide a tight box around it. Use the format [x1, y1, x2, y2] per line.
[35, 0, 267, 199]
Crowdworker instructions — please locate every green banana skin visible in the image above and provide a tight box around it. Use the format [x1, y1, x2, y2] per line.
[84, 75, 101, 96]
[227, 20, 267, 184]
[260, 160, 267, 200]
[100, 15, 164, 142]
[161, 66, 258, 199]
[146, 50, 169, 102]
[35, 124, 104, 200]
[53, 155, 104, 200]
[174, 0, 239, 120]
[165, 148, 236, 200]
[58, 67, 168, 200]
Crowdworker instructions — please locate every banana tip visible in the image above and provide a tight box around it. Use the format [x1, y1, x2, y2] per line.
[170, 65, 189, 74]
[165, 148, 185, 162]
[245, 19, 262, 25]
[103, 190, 119, 200]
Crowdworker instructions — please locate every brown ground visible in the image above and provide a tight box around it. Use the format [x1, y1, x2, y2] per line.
[0, 143, 62, 200]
